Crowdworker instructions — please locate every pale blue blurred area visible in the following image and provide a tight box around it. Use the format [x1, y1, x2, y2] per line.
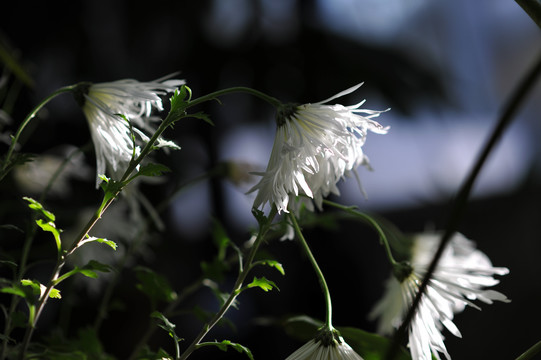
[193, 0, 541, 228]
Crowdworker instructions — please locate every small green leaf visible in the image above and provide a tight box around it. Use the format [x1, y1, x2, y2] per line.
[259, 260, 285, 275]
[83, 235, 117, 251]
[247, 276, 278, 292]
[199, 340, 254, 360]
[23, 197, 55, 221]
[151, 311, 183, 342]
[36, 219, 62, 253]
[49, 288, 62, 299]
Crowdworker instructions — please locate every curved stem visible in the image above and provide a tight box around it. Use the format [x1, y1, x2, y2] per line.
[322, 200, 397, 266]
[2, 85, 75, 175]
[386, 50, 541, 360]
[516, 340, 541, 360]
[288, 213, 333, 330]
[178, 207, 277, 360]
[184, 86, 282, 110]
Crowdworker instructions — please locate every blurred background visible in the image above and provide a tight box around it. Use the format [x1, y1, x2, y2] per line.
[1, 0, 541, 359]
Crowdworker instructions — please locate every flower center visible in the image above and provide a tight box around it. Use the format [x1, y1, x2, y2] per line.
[276, 103, 299, 127]
[72, 82, 93, 108]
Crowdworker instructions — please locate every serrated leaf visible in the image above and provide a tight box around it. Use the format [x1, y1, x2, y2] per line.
[49, 287, 61, 299]
[84, 260, 113, 273]
[247, 276, 278, 292]
[135, 267, 177, 305]
[151, 311, 183, 343]
[169, 86, 190, 115]
[56, 260, 112, 284]
[200, 340, 254, 360]
[190, 111, 214, 126]
[138, 163, 171, 177]
[259, 260, 285, 275]
[23, 197, 55, 221]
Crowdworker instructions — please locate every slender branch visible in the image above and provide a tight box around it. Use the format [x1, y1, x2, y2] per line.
[516, 340, 541, 360]
[184, 86, 282, 110]
[322, 200, 398, 266]
[177, 207, 277, 360]
[1, 85, 75, 176]
[288, 213, 333, 330]
[386, 51, 541, 359]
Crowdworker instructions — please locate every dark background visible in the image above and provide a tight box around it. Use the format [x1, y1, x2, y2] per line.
[1, 1, 541, 359]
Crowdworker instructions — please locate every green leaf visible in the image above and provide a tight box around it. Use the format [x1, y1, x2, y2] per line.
[55, 260, 113, 284]
[135, 267, 177, 305]
[190, 111, 214, 126]
[151, 311, 183, 343]
[246, 276, 279, 292]
[36, 219, 62, 253]
[23, 197, 55, 221]
[169, 86, 190, 114]
[259, 260, 285, 276]
[98, 176, 125, 212]
[83, 235, 118, 251]
[0, 285, 27, 298]
[138, 163, 171, 178]
[199, 340, 254, 360]
[49, 287, 62, 299]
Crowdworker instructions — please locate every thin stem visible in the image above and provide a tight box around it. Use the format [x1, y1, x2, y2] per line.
[1, 85, 75, 175]
[516, 340, 541, 360]
[177, 207, 277, 360]
[184, 86, 282, 110]
[288, 213, 333, 330]
[386, 50, 541, 360]
[322, 200, 397, 266]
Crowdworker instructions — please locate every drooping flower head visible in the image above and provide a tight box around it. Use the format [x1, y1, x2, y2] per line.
[73, 76, 184, 186]
[249, 83, 388, 214]
[369, 232, 510, 360]
[286, 328, 364, 360]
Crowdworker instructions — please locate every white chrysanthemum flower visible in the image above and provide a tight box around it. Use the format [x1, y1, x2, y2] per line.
[369, 232, 510, 360]
[75, 77, 184, 186]
[249, 83, 388, 214]
[286, 333, 364, 360]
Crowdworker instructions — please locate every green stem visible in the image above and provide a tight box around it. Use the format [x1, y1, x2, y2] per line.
[288, 213, 333, 331]
[387, 50, 541, 360]
[184, 86, 282, 110]
[322, 200, 397, 266]
[178, 207, 277, 360]
[1, 85, 75, 175]
[516, 340, 541, 360]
